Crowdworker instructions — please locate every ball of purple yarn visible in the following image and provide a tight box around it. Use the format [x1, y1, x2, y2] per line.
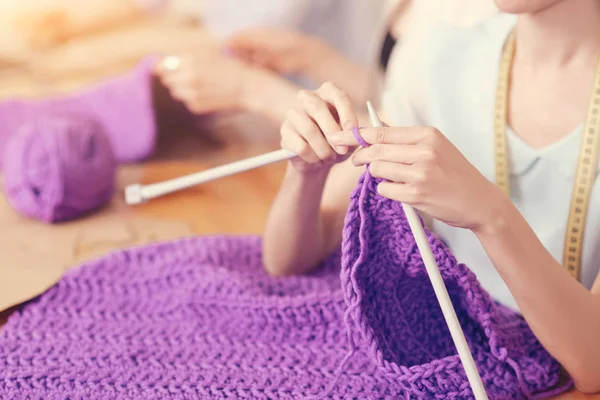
[2, 115, 117, 223]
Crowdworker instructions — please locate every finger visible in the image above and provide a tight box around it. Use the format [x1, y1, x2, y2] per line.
[226, 28, 273, 53]
[297, 90, 346, 155]
[316, 82, 357, 154]
[329, 126, 428, 147]
[297, 91, 345, 153]
[227, 29, 263, 47]
[368, 161, 422, 183]
[377, 182, 421, 204]
[251, 51, 273, 69]
[157, 64, 195, 89]
[185, 94, 234, 115]
[287, 108, 336, 161]
[352, 144, 422, 166]
[159, 70, 196, 88]
[280, 121, 321, 164]
[316, 82, 358, 131]
[167, 85, 198, 104]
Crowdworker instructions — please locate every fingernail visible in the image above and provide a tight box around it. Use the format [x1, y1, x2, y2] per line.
[329, 134, 340, 143]
[336, 145, 347, 154]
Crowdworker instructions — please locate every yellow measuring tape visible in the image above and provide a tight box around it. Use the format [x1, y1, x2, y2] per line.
[494, 30, 600, 281]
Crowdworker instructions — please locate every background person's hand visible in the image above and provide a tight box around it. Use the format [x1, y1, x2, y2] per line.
[226, 27, 325, 76]
[155, 51, 256, 115]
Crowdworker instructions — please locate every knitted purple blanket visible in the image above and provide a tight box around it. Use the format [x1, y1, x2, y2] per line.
[0, 172, 568, 399]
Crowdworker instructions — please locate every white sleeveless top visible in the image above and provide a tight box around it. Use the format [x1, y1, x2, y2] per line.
[382, 13, 600, 312]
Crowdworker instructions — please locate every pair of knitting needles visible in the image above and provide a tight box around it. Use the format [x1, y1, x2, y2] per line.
[124, 102, 488, 400]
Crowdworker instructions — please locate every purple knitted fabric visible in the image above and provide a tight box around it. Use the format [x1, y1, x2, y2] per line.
[0, 57, 157, 168]
[0, 171, 569, 399]
[2, 115, 117, 223]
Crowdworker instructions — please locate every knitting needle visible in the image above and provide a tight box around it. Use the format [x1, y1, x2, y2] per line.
[367, 102, 489, 400]
[124, 148, 296, 205]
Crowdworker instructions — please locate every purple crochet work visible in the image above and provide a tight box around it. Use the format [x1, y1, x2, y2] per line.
[0, 57, 157, 168]
[0, 172, 569, 399]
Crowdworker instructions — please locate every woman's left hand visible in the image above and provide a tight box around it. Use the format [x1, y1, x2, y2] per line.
[329, 126, 508, 233]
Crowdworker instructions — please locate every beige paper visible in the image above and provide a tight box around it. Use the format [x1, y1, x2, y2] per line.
[0, 166, 195, 312]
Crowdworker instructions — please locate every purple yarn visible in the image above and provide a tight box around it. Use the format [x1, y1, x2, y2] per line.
[2, 115, 117, 223]
[0, 170, 570, 398]
[352, 126, 369, 148]
[0, 57, 157, 168]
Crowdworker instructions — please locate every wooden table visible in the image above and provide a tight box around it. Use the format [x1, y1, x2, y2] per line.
[0, 11, 597, 400]
[0, 157, 285, 311]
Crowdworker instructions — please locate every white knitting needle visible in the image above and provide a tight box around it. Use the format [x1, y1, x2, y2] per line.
[367, 101, 488, 400]
[124, 148, 296, 204]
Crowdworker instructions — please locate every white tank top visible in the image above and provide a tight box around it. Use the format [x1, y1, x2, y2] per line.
[382, 13, 600, 312]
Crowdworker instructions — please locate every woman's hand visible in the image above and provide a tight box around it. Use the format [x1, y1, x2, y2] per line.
[226, 27, 326, 76]
[155, 51, 257, 115]
[281, 81, 359, 173]
[329, 126, 508, 233]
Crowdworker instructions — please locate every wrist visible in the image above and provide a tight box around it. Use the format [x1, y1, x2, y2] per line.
[285, 161, 331, 181]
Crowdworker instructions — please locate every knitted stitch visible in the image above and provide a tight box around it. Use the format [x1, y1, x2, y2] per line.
[0, 171, 569, 399]
[0, 57, 157, 168]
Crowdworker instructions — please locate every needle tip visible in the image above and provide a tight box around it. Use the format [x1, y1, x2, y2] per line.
[366, 101, 383, 128]
[124, 184, 144, 205]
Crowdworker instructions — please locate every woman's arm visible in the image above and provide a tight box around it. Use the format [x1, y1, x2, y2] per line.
[243, 65, 374, 124]
[300, 41, 371, 105]
[474, 200, 600, 394]
[262, 82, 364, 276]
[263, 161, 360, 275]
[241, 68, 303, 123]
[330, 125, 600, 394]
[227, 29, 371, 104]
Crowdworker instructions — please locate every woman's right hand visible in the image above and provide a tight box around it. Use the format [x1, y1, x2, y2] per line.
[281, 81, 359, 173]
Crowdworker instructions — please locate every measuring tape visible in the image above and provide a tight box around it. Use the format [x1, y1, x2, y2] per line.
[494, 30, 600, 281]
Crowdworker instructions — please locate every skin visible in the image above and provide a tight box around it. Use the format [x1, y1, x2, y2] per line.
[155, 49, 300, 121]
[14, 0, 375, 122]
[156, 28, 374, 123]
[263, 0, 600, 393]
[18, 0, 406, 123]
[156, 1, 420, 121]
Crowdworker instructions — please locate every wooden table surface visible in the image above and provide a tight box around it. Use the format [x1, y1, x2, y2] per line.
[0, 11, 597, 400]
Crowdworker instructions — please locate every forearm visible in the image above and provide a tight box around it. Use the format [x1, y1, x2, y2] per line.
[262, 165, 331, 276]
[301, 41, 371, 104]
[475, 198, 600, 392]
[242, 68, 299, 124]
